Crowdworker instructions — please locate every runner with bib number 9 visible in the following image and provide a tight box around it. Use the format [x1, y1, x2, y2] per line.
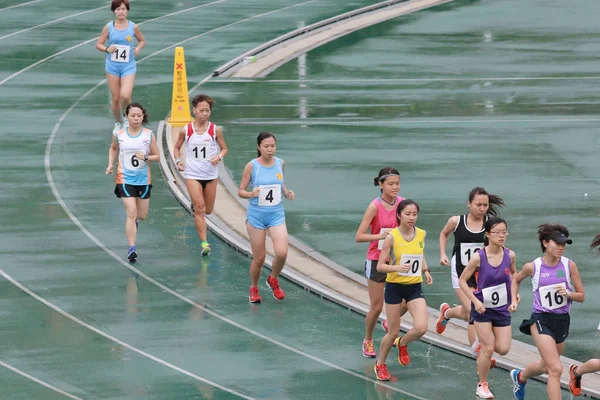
[238, 132, 294, 304]
[510, 224, 585, 400]
[355, 167, 406, 359]
[458, 217, 516, 399]
[173, 94, 228, 256]
[373, 199, 432, 381]
[95, 0, 145, 134]
[106, 103, 158, 263]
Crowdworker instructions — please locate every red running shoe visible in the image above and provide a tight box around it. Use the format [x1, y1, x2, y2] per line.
[382, 319, 389, 333]
[374, 363, 391, 381]
[248, 287, 262, 304]
[266, 276, 285, 300]
[396, 338, 411, 366]
[436, 302, 450, 334]
[569, 364, 582, 397]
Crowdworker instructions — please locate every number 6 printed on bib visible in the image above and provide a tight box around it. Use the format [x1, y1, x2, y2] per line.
[124, 151, 145, 170]
[258, 184, 281, 206]
[398, 254, 423, 277]
[539, 283, 567, 311]
[111, 45, 130, 63]
[482, 283, 507, 308]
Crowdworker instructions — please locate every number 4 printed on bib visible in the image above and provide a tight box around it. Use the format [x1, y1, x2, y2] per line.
[258, 184, 281, 206]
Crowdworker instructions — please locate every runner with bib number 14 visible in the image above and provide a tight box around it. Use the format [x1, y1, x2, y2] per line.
[238, 132, 294, 304]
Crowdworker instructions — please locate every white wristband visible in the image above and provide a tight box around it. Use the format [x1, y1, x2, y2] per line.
[175, 159, 181, 164]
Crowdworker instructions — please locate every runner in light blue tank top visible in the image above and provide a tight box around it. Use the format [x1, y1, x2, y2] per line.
[238, 132, 295, 304]
[96, 0, 146, 134]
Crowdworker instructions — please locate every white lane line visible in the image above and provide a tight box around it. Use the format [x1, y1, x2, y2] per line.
[0, 270, 255, 400]
[0, 4, 110, 41]
[229, 117, 600, 125]
[42, 3, 429, 398]
[208, 76, 600, 83]
[0, 360, 83, 400]
[0, 0, 230, 87]
[0, 0, 42, 12]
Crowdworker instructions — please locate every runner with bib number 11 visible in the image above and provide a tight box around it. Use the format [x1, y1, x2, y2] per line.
[238, 132, 294, 304]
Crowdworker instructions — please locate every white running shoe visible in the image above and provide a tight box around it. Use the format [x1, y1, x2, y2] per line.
[122, 118, 129, 129]
[471, 338, 481, 357]
[112, 121, 122, 134]
[476, 382, 494, 399]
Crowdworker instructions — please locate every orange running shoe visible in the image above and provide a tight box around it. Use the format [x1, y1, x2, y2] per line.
[374, 363, 391, 381]
[436, 302, 450, 334]
[396, 338, 410, 366]
[362, 340, 376, 358]
[569, 364, 582, 397]
[266, 276, 285, 300]
[248, 287, 262, 303]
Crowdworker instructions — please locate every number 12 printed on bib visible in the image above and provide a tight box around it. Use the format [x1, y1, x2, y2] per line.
[460, 243, 483, 265]
[258, 184, 281, 206]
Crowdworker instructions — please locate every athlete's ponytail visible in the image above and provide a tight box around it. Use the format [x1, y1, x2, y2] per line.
[256, 132, 276, 157]
[468, 187, 504, 217]
[374, 167, 400, 187]
[125, 102, 149, 124]
[537, 224, 570, 253]
[591, 233, 600, 253]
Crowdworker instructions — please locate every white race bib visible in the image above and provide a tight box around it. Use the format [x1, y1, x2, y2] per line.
[460, 242, 483, 265]
[258, 184, 281, 206]
[123, 151, 145, 170]
[397, 254, 423, 277]
[192, 145, 208, 160]
[482, 283, 507, 308]
[110, 45, 130, 63]
[539, 283, 567, 311]
[377, 228, 393, 250]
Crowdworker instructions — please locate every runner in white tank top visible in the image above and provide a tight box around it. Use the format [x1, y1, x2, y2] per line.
[173, 94, 228, 256]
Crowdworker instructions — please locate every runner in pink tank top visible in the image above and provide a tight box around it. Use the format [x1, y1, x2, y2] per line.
[355, 167, 406, 358]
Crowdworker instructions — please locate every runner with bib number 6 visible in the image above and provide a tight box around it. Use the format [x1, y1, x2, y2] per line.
[373, 199, 432, 381]
[238, 132, 294, 304]
[459, 217, 516, 399]
[509, 224, 584, 400]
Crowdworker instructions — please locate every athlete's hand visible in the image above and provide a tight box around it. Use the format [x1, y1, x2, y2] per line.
[105, 165, 113, 175]
[135, 151, 146, 161]
[209, 155, 220, 166]
[106, 45, 117, 53]
[379, 231, 390, 240]
[397, 262, 411, 274]
[424, 271, 433, 285]
[176, 160, 184, 171]
[555, 285, 569, 297]
[508, 302, 518, 313]
[440, 255, 449, 266]
[251, 187, 260, 198]
[285, 190, 295, 200]
[474, 300, 486, 314]
[134, 47, 140, 56]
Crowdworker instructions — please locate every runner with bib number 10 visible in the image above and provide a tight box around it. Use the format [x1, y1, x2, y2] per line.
[238, 132, 294, 304]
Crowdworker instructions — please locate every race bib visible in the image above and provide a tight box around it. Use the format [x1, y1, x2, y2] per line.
[110, 45, 130, 63]
[123, 151, 145, 170]
[258, 184, 281, 206]
[397, 254, 423, 277]
[377, 228, 393, 250]
[482, 283, 507, 308]
[191, 145, 208, 160]
[539, 283, 567, 311]
[460, 242, 483, 265]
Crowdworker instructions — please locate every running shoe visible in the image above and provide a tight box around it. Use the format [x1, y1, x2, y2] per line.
[436, 302, 450, 334]
[135, 219, 139, 230]
[201, 240, 211, 256]
[396, 338, 410, 366]
[382, 319, 389, 333]
[471, 339, 481, 357]
[127, 245, 137, 262]
[248, 287, 262, 303]
[510, 369, 526, 400]
[569, 364, 582, 397]
[122, 117, 129, 129]
[476, 382, 494, 399]
[374, 363, 391, 381]
[362, 339, 376, 358]
[490, 358, 496, 369]
[113, 121, 122, 134]
[266, 275, 285, 300]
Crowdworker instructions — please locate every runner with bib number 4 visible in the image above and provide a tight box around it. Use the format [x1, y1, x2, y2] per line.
[238, 132, 294, 304]
[510, 224, 584, 400]
[459, 217, 517, 399]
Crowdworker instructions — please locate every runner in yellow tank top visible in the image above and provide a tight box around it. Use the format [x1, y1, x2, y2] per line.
[373, 199, 432, 381]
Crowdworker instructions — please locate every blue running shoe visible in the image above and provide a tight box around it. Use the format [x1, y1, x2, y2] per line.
[135, 219, 139, 230]
[127, 246, 137, 262]
[510, 369, 526, 400]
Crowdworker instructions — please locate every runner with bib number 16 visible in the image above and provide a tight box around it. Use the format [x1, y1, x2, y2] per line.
[238, 132, 294, 304]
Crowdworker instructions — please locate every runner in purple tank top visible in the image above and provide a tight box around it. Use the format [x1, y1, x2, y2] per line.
[459, 216, 517, 399]
[509, 224, 585, 400]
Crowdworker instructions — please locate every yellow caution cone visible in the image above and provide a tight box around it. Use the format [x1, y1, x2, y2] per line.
[167, 47, 193, 127]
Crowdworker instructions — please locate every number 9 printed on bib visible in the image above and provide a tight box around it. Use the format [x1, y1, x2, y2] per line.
[124, 151, 145, 170]
[111, 45, 130, 63]
[538, 283, 567, 311]
[398, 254, 423, 277]
[481, 283, 507, 308]
[258, 184, 281, 206]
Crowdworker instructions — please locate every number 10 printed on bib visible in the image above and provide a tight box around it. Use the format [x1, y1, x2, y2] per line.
[397, 254, 423, 277]
[258, 184, 281, 206]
